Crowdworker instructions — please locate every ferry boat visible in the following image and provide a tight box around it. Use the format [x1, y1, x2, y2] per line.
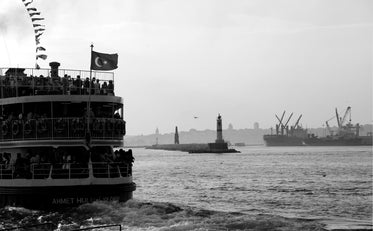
[0, 62, 136, 209]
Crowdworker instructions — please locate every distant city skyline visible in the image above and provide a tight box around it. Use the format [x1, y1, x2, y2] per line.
[1, 0, 372, 135]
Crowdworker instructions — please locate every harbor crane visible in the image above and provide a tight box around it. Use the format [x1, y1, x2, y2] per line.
[275, 111, 286, 135]
[293, 114, 302, 129]
[275, 111, 286, 127]
[325, 116, 335, 136]
[340, 106, 351, 127]
[335, 108, 341, 128]
[283, 113, 294, 128]
[327, 106, 352, 136]
[275, 111, 293, 136]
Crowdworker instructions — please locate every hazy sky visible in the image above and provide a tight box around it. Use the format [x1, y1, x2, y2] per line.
[0, 0, 372, 135]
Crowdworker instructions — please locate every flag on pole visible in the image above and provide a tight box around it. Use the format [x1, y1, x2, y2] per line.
[91, 51, 118, 70]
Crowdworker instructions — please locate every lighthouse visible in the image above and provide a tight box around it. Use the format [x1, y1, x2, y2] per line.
[174, 126, 179, 144]
[215, 113, 224, 143]
[207, 113, 237, 152]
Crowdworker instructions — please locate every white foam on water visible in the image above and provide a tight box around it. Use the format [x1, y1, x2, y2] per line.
[320, 217, 373, 231]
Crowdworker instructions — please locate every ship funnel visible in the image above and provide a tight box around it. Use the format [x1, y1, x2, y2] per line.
[49, 62, 60, 78]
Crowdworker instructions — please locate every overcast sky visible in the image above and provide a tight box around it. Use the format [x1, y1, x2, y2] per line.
[0, 0, 372, 135]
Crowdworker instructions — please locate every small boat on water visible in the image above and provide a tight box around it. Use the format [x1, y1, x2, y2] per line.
[0, 61, 136, 209]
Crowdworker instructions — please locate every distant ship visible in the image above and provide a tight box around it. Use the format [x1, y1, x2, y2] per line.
[263, 111, 308, 146]
[264, 107, 372, 147]
[303, 107, 372, 146]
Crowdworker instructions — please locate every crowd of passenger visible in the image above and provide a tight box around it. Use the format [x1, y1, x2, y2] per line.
[0, 148, 134, 179]
[0, 113, 126, 139]
[1, 110, 121, 123]
[0, 73, 114, 98]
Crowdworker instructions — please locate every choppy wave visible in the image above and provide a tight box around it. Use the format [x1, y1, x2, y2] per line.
[0, 200, 332, 231]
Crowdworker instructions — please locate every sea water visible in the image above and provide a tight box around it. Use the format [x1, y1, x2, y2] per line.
[0, 146, 372, 230]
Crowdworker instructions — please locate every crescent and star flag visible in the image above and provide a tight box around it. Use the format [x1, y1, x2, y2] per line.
[91, 51, 118, 71]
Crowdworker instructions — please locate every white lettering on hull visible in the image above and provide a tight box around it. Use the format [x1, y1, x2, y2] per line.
[52, 196, 120, 205]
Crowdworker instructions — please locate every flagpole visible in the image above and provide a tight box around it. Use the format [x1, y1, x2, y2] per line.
[87, 43, 93, 177]
[87, 43, 93, 148]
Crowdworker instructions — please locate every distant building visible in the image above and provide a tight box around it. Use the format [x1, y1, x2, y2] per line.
[254, 122, 259, 130]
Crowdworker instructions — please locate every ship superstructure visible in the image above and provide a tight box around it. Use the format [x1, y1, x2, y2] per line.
[304, 106, 372, 146]
[0, 62, 136, 209]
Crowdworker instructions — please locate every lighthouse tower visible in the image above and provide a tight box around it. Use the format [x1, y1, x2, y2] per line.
[215, 113, 224, 143]
[174, 126, 179, 144]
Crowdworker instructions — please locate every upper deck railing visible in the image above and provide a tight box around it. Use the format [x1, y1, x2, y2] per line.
[0, 67, 115, 99]
[0, 161, 131, 180]
[0, 117, 125, 142]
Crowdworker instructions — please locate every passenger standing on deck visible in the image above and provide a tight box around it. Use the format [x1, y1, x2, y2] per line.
[14, 153, 28, 178]
[83, 78, 90, 95]
[107, 80, 114, 96]
[94, 79, 100, 95]
[62, 74, 69, 94]
[69, 79, 76, 95]
[91, 78, 96, 94]
[101, 82, 108, 95]
[62, 153, 71, 170]
[10, 76, 15, 97]
[75, 75, 82, 95]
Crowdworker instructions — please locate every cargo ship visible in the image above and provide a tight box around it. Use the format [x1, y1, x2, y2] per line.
[263, 111, 308, 146]
[303, 107, 372, 146]
[0, 61, 136, 209]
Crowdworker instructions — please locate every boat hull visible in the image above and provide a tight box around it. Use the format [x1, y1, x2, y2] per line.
[263, 135, 304, 146]
[0, 183, 136, 209]
[303, 137, 372, 146]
